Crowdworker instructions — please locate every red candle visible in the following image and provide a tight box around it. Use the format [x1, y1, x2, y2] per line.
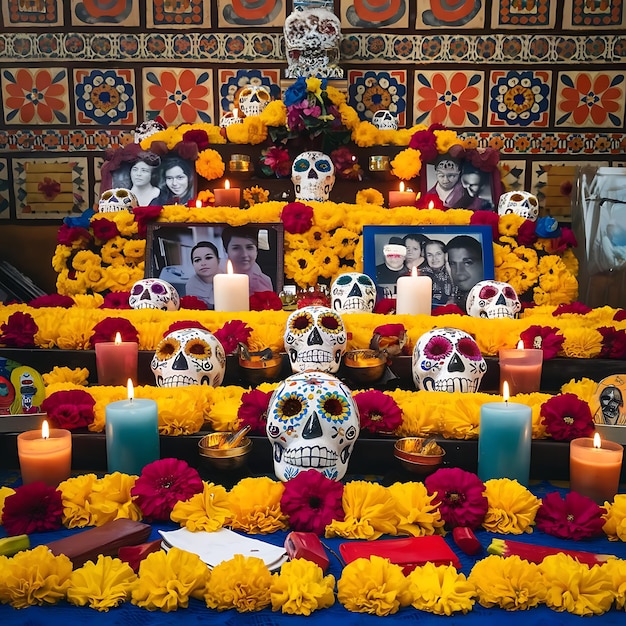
[499, 340, 543, 395]
[570, 433, 623, 504]
[388, 181, 416, 208]
[95, 332, 139, 386]
[213, 179, 241, 207]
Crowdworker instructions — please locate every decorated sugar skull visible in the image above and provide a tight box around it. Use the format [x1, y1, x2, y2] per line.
[466, 280, 521, 319]
[98, 188, 138, 213]
[129, 278, 180, 311]
[497, 190, 539, 221]
[284, 306, 346, 374]
[331, 272, 376, 314]
[219, 109, 244, 128]
[291, 151, 336, 202]
[237, 85, 271, 117]
[266, 371, 360, 481]
[371, 110, 398, 131]
[412, 327, 486, 393]
[151, 327, 226, 387]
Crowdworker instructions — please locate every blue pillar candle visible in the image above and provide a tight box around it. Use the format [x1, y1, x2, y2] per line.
[105, 381, 160, 475]
[478, 383, 532, 486]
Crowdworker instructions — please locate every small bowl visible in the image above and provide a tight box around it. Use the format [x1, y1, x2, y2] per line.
[393, 437, 445, 476]
[198, 432, 252, 471]
[238, 352, 283, 384]
[343, 349, 387, 384]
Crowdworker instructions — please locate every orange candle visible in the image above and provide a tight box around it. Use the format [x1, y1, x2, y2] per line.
[213, 179, 241, 207]
[95, 332, 139, 386]
[499, 340, 543, 395]
[17, 420, 72, 486]
[388, 181, 416, 208]
[570, 433, 624, 504]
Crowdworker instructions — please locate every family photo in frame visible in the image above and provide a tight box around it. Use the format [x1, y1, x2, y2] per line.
[362, 225, 495, 311]
[146, 222, 284, 309]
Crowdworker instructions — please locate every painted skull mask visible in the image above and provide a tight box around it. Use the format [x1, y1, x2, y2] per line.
[266, 371, 360, 481]
[412, 327, 486, 393]
[237, 85, 271, 117]
[497, 190, 539, 221]
[466, 280, 521, 319]
[331, 272, 376, 314]
[129, 278, 180, 311]
[291, 151, 336, 202]
[371, 109, 398, 130]
[98, 188, 138, 213]
[151, 327, 226, 387]
[284, 306, 346, 374]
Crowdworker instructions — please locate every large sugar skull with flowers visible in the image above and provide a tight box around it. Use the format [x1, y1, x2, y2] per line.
[412, 327, 486, 393]
[291, 151, 336, 202]
[98, 188, 138, 213]
[151, 327, 226, 387]
[497, 191, 539, 221]
[331, 272, 376, 314]
[285, 306, 346, 374]
[266, 371, 360, 481]
[129, 278, 180, 311]
[466, 280, 521, 319]
[237, 85, 272, 117]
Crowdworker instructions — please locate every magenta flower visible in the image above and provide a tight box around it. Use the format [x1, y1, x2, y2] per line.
[519, 325, 564, 359]
[89, 316, 139, 347]
[598, 327, 626, 359]
[353, 390, 403, 434]
[281, 201, 314, 234]
[540, 393, 595, 442]
[535, 491, 606, 540]
[0, 311, 38, 348]
[213, 320, 252, 355]
[553, 302, 593, 316]
[2, 482, 63, 535]
[41, 389, 95, 430]
[28, 294, 75, 308]
[100, 291, 132, 309]
[237, 389, 272, 434]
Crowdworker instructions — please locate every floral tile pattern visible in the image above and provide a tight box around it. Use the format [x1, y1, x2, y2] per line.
[142, 68, 214, 125]
[498, 159, 527, 193]
[414, 70, 484, 127]
[555, 71, 625, 128]
[340, 0, 409, 29]
[218, 69, 280, 117]
[74, 69, 135, 125]
[488, 69, 551, 127]
[70, 0, 139, 26]
[2, 0, 62, 26]
[0, 159, 10, 219]
[217, 0, 284, 28]
[492, 0, 556, 28]
[147, 0, 208, 28]
[347, 70, 406, 126]
[415, 0, 485, 28]
[564, 0, 625, 29]
[1, 67, 70, 125]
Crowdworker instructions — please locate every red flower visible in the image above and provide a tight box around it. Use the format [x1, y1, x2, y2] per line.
[465, 147, 500, 172]
[100, 291, 132, 309]
[353, 390, 403, 434]
[280, 469, 344, 535]
[91, 217, 120, 242]
[2, 482, 64, 535]
[470, 210, 500, 241]
[432, 303, 465, 316]
[408, 127, 438, 162]
[297, 292, 330, 308]
[373, 298, 396, 315]
[28, 294, 75, 308]
[237, 388, 272, 434]
[250, 291, 283, 311]
[535, 491, 606, 540]
[89, 317, 139, 347]
[281, 202, 314, 234]
[516, 219, 538, 246]
[174, 140, 199, 162]
[181, 129, 210, 151]
[131, 458, 203, 521]
[425, 467, 488, 530]
[133, 205, 163, 238]
[57, 224, 93, 247]
[41, 389, 95, 430]
[598, 327, 626, 359]
[213, 320, 253, 354]
[0, 311, 38, 348]
[553, 302, 592, 316]
[519, 325, 564, 360]
[261, 145, 292, 177]
[179, 295, 209, 310]
[614, 309, 626, 322]
[415, 192, 444, 210]
[540, 393, 595, 442]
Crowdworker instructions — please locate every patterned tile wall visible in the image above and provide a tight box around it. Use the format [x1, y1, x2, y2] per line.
[0, 0, 625, 220]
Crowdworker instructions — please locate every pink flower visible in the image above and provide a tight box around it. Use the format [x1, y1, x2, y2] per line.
[179, 295, 209, 310]
[237, 388, 272, 434]
[100, 291, 132, 309]
[519, 325, 564, 360]
[598, 327, 626, 359]
[41, 390, 95, 430]
[213, 320, 252, 354]
[131, 458, 203, 521]
[535, 491, 606, 540]
[2, 482, 64, 535]
[0, 311, 38, 348]
[182, 129, 209, 151]
[540, 394, 595, 442]
[250, 291, 283, 311]
[280, 469, 344, 535]
[28, 294, 75, 308]
[281, 202, 314, 234]
[89, 317, 139, 347]
[354, 390, 403, 434]
[408, 127, 438, 162]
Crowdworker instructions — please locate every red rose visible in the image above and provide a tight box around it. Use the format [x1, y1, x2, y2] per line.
[281, 202, 314, 234]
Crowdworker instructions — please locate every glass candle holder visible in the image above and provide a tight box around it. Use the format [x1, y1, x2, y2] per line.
[369, 155, 392, 180]
[228, 154, 252, 178]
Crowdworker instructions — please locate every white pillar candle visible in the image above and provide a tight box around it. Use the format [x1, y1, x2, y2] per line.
[395, 267, 432, 315]
[213, 260, 250, 312]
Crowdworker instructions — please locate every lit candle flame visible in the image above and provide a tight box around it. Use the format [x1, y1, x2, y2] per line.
[226, 259, 234, 275]
[516, 340, 525, 350]
[428, 200, 434, 210]
[225, 179, 231, 190]
[42, 419, 49, 439]
[114, 332, 122, 345]
[195, 199, 202, 209]
[127, 378, 134, 402]
[502, 381, 510, 402]
[416, 192, 421, 201]
[399, 181, 405, 193]
[411, 266, 418, 278]
[593, 432, 601, 449]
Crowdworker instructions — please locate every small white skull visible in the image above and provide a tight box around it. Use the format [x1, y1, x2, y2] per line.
[466, 280, 521, 319]
[266, 371, 360, 481]
[331, 272, 376, 314]
[237, 85, 271, 117]
[129, 278, 180, 311]
[371, 110, 398, 130]
[291, 151, 336, 202]
[98, 188, 138, 213]
[497, 190, 539, 221]
[284, 306, 346, 374]
[219, 109, 244, 128]
[151, 327, 225, 387]
[412, 327, 486, 393]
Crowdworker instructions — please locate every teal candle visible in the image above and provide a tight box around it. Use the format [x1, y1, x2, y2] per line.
[478, 397, 532, 486]
[105, 390, 159, 475]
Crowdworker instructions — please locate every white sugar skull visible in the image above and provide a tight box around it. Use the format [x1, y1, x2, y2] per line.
[284, 306, 346, 374]
[291, 151, 336, 202]
[371, 110, 398, 131]
[331, 272, 376, 314]
[266, 371, 360, 481]
[237, 85, 271, 117]
[129, 278, 180, 311]
[151, 327, 225, 387]
[497, 190, 539, 221]
[98, 188, 138, 213]
[412, 327, 486, 393]
[466, 280, 521, 319]
[219, 109, 244, 128]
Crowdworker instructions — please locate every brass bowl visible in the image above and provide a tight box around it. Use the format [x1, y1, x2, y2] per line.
[238, 353, 283, 384]
[198, 432, 252, 471]
[343, 349, 387, 384]
[393, 437, 445, 476]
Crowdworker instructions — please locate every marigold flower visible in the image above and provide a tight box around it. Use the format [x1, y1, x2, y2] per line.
[390, 148, 422, 180]
[387, 481, 445, 536]
[407, 562, 475, 615]
[170, 481, 231, 532]
[602, 494, 626, 541]
[88, 472, 142, 526]
[42, 366, 90, 386]
[228, 476, 287, 533]
[195, 148, 225, 180]
[0, 485, 16, 524]
[483, 478, 541, 534]
[356, 187, 384, 206]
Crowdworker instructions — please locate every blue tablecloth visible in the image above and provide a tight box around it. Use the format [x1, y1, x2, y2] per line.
[1, 475, 625, 625]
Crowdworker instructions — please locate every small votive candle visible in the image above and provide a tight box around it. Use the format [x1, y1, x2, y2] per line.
[388, 181, 416, 208]
[17, 420, 72, 486]
[499, 340, 543, 395]
[213, 179, 241, 207]
[570, 433, 624, 504]
[95, 331, 139, 386]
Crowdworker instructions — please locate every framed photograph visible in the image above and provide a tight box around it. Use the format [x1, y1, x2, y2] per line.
[422, 152, 500, 211]
[362, 225, 495, 310]
[145, 222, 284, 309]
